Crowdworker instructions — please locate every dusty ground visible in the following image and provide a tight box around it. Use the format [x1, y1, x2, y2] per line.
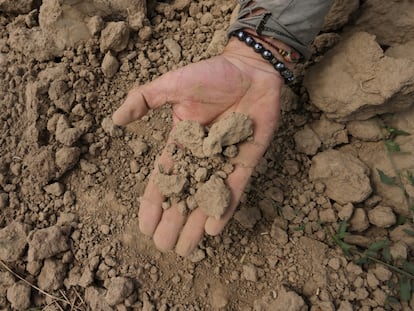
[1, 0, 414, 310]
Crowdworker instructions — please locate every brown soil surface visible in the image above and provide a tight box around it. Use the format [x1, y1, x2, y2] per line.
[1, 0, 414, 310]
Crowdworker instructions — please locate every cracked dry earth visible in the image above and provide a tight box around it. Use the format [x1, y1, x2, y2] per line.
[1, 0, 414, 310]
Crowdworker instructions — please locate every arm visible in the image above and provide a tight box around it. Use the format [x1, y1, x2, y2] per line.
[112, 0, 332, 257]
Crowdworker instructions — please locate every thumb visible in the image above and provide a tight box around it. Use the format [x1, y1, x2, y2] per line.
[112, 70, 180, 126]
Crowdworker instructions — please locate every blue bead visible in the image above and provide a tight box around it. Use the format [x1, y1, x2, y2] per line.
[245, 36, 254, 46]
[287, 76, 295, 83]
[262, 50, 272, 60]
[253, 43, 263, 52]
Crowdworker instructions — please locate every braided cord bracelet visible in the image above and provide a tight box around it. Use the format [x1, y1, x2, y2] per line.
[245, 32, 302, 63]
[231, 30, 295, 84]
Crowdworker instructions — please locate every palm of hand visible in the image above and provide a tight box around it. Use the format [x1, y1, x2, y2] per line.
[113, 46, 283, 256]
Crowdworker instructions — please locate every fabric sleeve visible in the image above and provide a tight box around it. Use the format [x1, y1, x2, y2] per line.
[227, 0, 334, 60]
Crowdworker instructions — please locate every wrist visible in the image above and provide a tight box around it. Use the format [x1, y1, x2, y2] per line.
[223, 31, 295, 84]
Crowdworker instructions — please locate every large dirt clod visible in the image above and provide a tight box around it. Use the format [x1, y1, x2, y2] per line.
[0, 222, 30, 262]
[28, 225, 70, 261]
[309, 149, 372, 204]
[304, 32, 414, 122]
[354, 0, 414, 46]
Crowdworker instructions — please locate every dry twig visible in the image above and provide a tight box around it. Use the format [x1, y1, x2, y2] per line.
[0, 260, 82, 311]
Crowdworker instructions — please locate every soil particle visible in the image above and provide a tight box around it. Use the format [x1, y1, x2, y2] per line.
[172, 120, 206, 158]
[367, 205, 396, 228]
[100, 21, 130, 53]
[337, 301, 353, 311]
[294, 125, 321, 155]
[335, 202, 354, 221]
[164, 38, 182, 62]
[270, 224, 289, 245]
[349, 208, 369, 232]
[347, 118, 383, 141]
[87, 15, 104, 36]
[48, 80, 75, 112]
[102, 51, 120, 78]
[55, 115, 83, 146]
[105, 277, 134, 306]
[0, 192, 9, 209]
[210, 284, 229, 309]
[6, 281, 31, 311]
[354, 0, 414, 46]
[78, 268, 94, 288]
[242, 264, 258, 282]
[154, 172, 188, 197]
[38, 259, 67, 291]
[0, 0, 34, 13]
[373, 264, 392, 282]
[312, 33, 341, 54]
[102, 117, 123, 137]
[0, 221, 30, 262]
[138, 25, 153, 41]
[283, 159, 300, 176]
[206, 29, 227, 57]
[55, 146, 81, 174]
[234, 206, 262, 229]
[309, 149, 372, 204]
[27, 225, 70, 261]
[25, 147, 56, 187]
[128, 138, 149, 156]
[203, 112, 253, 157]
[188, 248, 206, 263]
[255, 287, 306, 311]
[142, 292, 155, 311]
[85, 286, 112, 311]
[194, 175, 230, 219]
[319, 208, 337, 223]
[390, 224, 414, 249]
[43, 182, 65, 196]
[322, 0, 360, 31]
[390, 242, 408, 261]
[26, 260, 42, 276]
[310, 115, 348, 148]
[386, 39, 414, 61]
[366, 271, 380, 288]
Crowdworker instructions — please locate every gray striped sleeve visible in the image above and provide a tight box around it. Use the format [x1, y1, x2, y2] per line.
[228, 0, 333, 59]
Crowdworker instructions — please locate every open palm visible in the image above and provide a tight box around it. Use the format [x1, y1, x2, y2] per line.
[113, 39, 284, 256]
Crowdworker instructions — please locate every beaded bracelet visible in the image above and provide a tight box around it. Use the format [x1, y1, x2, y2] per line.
[231, 30, 295, 84]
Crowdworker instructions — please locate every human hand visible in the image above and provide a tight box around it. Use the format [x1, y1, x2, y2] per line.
[113, 37, 284, 257]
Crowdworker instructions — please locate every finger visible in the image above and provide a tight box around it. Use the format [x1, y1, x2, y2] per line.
[138, 187, 163, 237]
[113, 91, 150, 126]
[138, 144, 174, 236]
[204, 165, 252, 236]
[175, 209, 208, 257]
[113, 70, 180, 126]
[153, 204, 187, 252]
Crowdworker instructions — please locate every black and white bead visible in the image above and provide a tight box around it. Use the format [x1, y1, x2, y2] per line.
[232, 30, 295, 84]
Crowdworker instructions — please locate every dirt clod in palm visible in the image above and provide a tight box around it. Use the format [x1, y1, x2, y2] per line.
[154, 112, 252, 218]
[171, 120, 206, 158]
[203, 112, 253, 156]
[154, 173, 188, 197]
[195, 175, 231, 219]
